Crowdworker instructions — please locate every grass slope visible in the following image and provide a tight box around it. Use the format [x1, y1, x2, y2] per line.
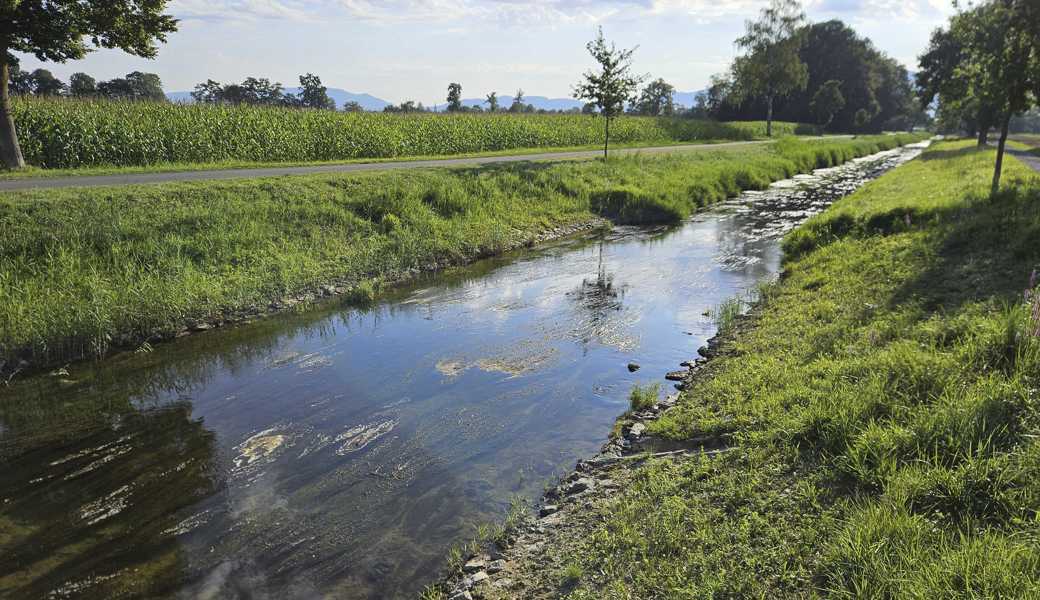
[0, 134, 923, 372]
[555, 141, 1040, 598]
[9, 95, 815, 169]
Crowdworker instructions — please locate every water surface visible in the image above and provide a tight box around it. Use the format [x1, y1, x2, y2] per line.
[0, 144, 926, 599]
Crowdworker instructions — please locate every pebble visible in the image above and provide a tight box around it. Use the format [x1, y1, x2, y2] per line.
[449, 591, 473, 600]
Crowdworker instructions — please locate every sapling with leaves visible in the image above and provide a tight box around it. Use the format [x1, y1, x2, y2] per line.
[573, 27, 644, 158]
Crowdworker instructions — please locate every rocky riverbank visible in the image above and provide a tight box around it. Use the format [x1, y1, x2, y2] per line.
[429, 323, 742, 600]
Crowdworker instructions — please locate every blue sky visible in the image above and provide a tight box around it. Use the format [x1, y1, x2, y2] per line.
[16, 0, 955, 105]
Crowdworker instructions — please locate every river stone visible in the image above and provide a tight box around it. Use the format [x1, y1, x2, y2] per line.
[449, 591, 472, 600]
[539, 505, 559, 517]
[627, 362, 640, 372]
[463, 558, 487, 573]
[628, 422, 646, 438]
[665, 371, 687, 381]
[466, 571, 489, 587]
[488, 559, 507, 574]
[565, 477, 594, 495]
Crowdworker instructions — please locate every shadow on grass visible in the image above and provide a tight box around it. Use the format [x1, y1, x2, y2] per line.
[917, 144, 985, 162]
[888, 183, 1040, 313]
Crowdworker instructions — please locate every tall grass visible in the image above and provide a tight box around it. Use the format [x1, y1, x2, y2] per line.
[559, 142, 1040, 598]
[9, 96, 814, 169]
[0, 135, 924, 370]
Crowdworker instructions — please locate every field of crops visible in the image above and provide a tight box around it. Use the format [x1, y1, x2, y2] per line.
[10, 96, 813, 169]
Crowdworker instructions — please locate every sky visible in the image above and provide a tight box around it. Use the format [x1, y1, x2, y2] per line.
[15, 0, 957, 106]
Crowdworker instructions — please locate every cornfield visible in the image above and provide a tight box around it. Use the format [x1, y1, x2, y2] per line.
[10, 96, 814, 168]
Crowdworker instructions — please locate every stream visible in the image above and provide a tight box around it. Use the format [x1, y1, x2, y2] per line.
[0, 142, 928, 599]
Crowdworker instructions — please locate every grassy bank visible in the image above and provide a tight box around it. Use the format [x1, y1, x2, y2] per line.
[9, 95, 815, 169]
[0, 134, 923, 372]
[544, 141, 1040, 598]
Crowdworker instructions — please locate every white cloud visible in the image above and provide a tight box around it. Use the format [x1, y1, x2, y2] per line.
[172, 0, 952, 27]
[171, 0, 321, 21]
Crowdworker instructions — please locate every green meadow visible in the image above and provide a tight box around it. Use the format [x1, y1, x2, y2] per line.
[554, 140, 1040, 598]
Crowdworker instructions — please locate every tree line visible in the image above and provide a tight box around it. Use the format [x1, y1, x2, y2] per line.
[697, 0, 926, 134]
[6, 61, 166, 101]
[916, 0, 1039, 193]
[190, 73, 341, 110]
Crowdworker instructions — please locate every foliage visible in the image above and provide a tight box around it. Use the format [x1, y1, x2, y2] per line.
[631, 78, 676, 117]
[68, 72, 97, 97]
[446, 83, 463, 112]
[919, 0, 1040, 192]
[810, 80, 844, 128]
[192, 76, 286, 106]
[628, 383, 661, 412]
[289, 73, 335, 110]
[561, 141, 1040, 599]
[0, 134, 920, 368]
[573, 27, 644, 156]
[0, 0, 178, 168]
[732, 0, 808, 136]
[96, 71, 165, 101]
[714, 19, 915, 134]
[9, 95, 811, 169]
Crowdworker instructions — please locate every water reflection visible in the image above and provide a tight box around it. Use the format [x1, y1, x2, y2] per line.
[0, 143, 926, 599]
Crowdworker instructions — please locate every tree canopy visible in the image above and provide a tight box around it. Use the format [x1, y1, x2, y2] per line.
[732, 0, 808, 136]
[1, 0, 178, 168]
[573, 27, 643, 157]
[708, 18, 916, 133]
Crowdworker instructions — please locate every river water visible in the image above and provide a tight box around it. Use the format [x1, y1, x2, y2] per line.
[0, 142, 927, 599]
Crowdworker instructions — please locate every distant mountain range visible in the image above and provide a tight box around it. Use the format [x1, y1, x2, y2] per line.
[167, 88, 706, 112]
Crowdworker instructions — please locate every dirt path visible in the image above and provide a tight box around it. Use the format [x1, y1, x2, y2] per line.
[0, 140, 767, 192]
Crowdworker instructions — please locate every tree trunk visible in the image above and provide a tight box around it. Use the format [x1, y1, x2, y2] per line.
[977, 112, 991, 147]
[991, 111, 1011, 196]
[0, 54, 26, 170]
[766, 96, 774, 138]
[603, 116, 610, 159]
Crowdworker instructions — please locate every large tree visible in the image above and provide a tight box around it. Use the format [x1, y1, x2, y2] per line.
[733, 0, 808, 137]
[97, 71, 164, 101]
[632, 78, 676, 116]
[1, 1, 178, 169]
[69, 72, 97, 97]
[446, 82, 463, 112]
[921, 0, 1038, 193]
[573, 27, 643, 158]
[290, 73, 334, 110]
[485, 91, 499, 113]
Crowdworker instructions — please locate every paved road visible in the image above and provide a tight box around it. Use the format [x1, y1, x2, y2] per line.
[0, 140, 768, 192]
[1010, 147, 1040, 174]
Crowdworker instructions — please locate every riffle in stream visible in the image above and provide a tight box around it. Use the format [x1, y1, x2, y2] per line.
[0, 142, 927, 599]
